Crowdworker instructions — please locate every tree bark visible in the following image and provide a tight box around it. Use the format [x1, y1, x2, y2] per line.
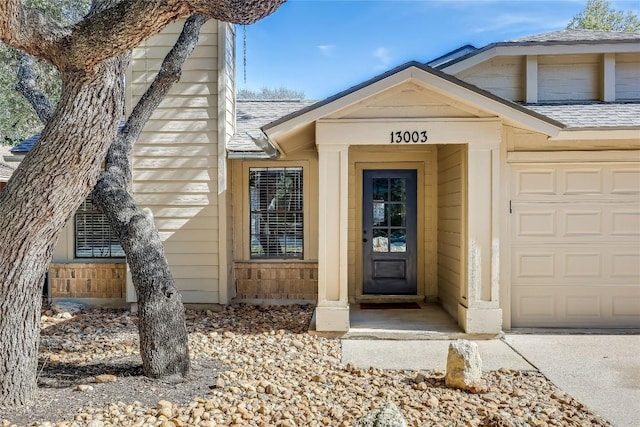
[15, 15, 208, 379]
[0, 0, 285, 406]
[92, 15, 208, 378]
[0, 53, 128, 406]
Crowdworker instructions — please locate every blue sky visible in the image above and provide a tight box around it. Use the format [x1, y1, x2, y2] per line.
[236, 0, 640, 100]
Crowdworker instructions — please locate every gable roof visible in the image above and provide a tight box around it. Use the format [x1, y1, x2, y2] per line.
[262, 61, 564, 138]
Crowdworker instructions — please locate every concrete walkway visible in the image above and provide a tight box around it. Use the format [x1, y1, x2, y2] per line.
[342, 332, 640, 427]
[504, 333, 640, 427]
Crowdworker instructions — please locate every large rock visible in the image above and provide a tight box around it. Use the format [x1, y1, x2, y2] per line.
[445, 339, 483, 391]
[356, 402, 407, 427]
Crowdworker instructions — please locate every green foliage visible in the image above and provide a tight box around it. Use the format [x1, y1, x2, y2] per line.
[237, 86, 306, 100]
[0, 0, 90, 145]
[567, 0, 640, 32]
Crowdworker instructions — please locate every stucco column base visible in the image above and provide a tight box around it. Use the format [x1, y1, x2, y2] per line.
[458, 304, 503, 334]
[314, 305, 350, 332]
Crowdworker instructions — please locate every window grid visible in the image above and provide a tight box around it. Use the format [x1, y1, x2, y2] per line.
[249, 167, 303, 259]
[75, 196, 125, 258]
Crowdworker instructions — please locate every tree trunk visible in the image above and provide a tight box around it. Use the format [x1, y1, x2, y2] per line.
[92, 15, 208, 377]
[0, 0, 285, 407]
[0, 54, 127, 405]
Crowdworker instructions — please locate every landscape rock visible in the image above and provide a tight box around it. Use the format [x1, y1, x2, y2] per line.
[356, 402, 407, 427]
[445, 339, 483, 391]
[482, 413, 517, 427]
[94, 374, 117, 383]
[0, 305, 612, 427]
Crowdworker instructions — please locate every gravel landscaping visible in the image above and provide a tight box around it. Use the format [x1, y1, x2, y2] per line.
[0, 304, 611, 426]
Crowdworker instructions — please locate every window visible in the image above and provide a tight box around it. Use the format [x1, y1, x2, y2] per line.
[249, 167, 303, 258]
[75, 196, 125, 258]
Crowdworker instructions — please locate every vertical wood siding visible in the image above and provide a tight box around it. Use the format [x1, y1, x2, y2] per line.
[437, 144, 465, 317]
[616, 53, 640, 100]
[130, 20, 221, 304]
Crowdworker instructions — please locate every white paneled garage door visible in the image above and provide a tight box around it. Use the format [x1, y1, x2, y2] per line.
[510, 162, 640, 327]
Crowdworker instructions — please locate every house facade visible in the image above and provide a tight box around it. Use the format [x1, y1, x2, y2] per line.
[3, 27, 638, 333]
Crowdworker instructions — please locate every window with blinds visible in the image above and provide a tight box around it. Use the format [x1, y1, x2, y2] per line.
[75, 196, 125, 258]
[249, 167, 303, 258]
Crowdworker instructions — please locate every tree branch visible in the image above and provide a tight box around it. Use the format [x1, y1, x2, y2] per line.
[0, 0, 69, 66]
[15, 53, 54, 124]
[60, 0, 285, 73]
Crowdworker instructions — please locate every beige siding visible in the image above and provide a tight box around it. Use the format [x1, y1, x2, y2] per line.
[455, 57, 524, 102]
[616, 53, 640, 100]
[333, 83, 483, 119]
[538, 54, 600, 102]
[506, 126, 640, 152]
[130, 20, 221, 304]
[437, 145, 466, 317]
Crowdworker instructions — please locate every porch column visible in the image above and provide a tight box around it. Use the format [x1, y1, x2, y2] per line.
[458, 145, 503, 334]
[315, 144, 350, 331]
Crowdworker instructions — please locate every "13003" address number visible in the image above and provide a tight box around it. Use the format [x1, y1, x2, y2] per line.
[390, 130, 428, 143]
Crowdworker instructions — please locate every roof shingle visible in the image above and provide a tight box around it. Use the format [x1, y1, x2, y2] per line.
[523, 102, 640, 129]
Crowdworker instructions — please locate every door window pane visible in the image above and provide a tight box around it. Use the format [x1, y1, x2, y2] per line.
[390, 230, 407, 252]
[372, 230, 389, 252]
[389, 204, 406, 227]
[390, 178, 406, 202]
[372, 178, 389, 201]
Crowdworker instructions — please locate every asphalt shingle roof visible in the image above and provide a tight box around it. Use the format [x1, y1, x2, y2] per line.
[11, 132, 40, 154]
[510, 29, 640, 43]
[524, 102, 640, 129]
[229, 100, 317, 155]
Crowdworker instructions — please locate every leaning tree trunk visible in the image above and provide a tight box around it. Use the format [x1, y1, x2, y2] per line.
[92, 15, 208, 377]
[0, 54, 127, 405]
[16, 16, 207, 379]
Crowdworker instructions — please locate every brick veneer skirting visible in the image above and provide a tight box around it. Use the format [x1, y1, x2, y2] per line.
[234, 262, 318, 301]
[49, 263, 126, 299]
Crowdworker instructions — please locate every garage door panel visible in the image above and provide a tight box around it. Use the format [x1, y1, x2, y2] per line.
[512, 285, 640, 327]
[611, 169, 640, 194]
[611, 211, 640, 235]
[511, 161, 640, 328]
[513, 246, 637, 284]
[563, 168, 603, 195]
[514, 164, 640, 201]
[513, 204, 639, 242]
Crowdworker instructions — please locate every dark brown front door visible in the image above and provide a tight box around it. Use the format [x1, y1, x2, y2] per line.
[362, 170, 417, 295]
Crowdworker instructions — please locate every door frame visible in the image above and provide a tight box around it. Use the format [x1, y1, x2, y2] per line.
[354, 161, 426, 302]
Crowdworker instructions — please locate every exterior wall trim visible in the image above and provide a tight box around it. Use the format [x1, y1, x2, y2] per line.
[507, 150, 640, 163]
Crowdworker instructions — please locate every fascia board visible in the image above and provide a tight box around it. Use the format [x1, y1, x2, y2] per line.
[552, 128, 640, 141]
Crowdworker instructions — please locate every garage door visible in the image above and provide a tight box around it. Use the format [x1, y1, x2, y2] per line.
[511, 162, 640, 328]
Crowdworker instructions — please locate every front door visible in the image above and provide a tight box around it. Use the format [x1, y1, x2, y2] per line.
[362, 170, 417, 295]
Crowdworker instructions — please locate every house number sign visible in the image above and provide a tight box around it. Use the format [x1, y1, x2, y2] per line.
[389, 130, 428, 143]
